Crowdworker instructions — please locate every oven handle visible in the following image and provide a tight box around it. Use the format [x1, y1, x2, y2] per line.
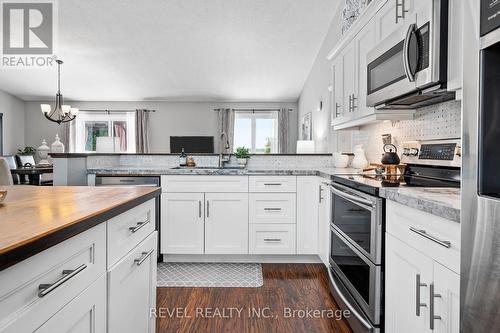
[327, 268, 374, 332]
[329, 184, 375, 210]
[403, 23, 418, 82]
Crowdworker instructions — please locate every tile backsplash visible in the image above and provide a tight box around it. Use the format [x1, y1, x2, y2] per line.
[350, 100, 461, 163]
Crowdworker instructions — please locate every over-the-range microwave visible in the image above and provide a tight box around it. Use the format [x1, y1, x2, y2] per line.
[366, 0, 455, 110]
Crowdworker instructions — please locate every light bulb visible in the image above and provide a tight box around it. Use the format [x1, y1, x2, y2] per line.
[40, 104, 51, 114]
[62, 105, 71, 114]
[70, 108, 79, 116]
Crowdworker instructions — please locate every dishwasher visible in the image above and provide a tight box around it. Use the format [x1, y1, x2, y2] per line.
[95, 175, 161, 260]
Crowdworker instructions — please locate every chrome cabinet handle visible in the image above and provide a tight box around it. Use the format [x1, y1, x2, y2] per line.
[335, 103, 341, 117]
[134, 249, 155, 266]
[329, 184, 375, 209]
[264, 208, 282, 211]
[429, 283, 442, 329]
[395, 0, 408, 23]
[38, 264, 87, 298]
[206, 200, 210, 218]
[264, 183, 282, 186]
[415, 274, 428, 316]
[319, 185, 324, 203]
[129, 213, 150, 233]
[351, 94, 357, 110]
[264, 238, 282, 242]
[348, 94, 353, 112]
[198, 200, 202, 218]
[409, 227, 451, 248]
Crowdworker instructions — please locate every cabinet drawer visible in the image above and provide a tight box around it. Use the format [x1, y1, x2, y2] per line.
[0, 223, 106, 332]
[108, 232, 157, 333]
[386, 201, 460, 273]
[249, 176, 296, 192]
[249, 224, 296, 254]
[249, 193, 296, 224]
[162, 175, 248, 193]
[107, 199, 156, 268]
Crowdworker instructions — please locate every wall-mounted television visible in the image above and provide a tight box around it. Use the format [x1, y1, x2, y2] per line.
[170, 136, 214, 153]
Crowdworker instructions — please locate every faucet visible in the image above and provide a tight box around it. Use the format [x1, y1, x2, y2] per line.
[218, 131, 230, 168]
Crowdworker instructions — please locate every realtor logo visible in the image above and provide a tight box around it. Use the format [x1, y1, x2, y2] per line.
[2, 2, 53, 54]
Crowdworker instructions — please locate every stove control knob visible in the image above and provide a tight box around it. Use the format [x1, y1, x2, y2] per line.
[410, 148, 419, 156]
[402, 148, 411, 156]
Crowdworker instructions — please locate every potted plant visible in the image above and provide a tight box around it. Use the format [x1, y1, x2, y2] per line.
[17, 146, 36, 156]
[235, 147, 250, 166]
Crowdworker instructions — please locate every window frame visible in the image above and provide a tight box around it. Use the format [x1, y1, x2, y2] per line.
[233, 111, 279, 154]
[70, 111, 136, 153]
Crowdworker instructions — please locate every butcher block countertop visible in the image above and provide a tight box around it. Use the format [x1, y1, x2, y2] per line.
[0, 186, 160, 270]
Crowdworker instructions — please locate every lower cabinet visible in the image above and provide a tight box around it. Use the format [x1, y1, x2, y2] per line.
[205, 193, 248, 254]
[249, 224, 296, 254]
[108, 232, 157, 333]
[318, 180, 330, 265]
[36, 275, 106, 333]
[386, 233, 460, 333]
[161, 192, 249, 255]
[296, 177, 319, 254]
[161, 193, 205, 254]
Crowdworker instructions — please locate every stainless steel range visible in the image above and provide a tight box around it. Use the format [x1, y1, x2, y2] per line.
[326, 139, 461, 333]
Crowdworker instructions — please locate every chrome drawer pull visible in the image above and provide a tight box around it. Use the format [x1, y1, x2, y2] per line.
[263, 183, 282, 186]
[264, 208, 282, 211]
[198, 200, 202, 218]
[429, 283, 442, 329]
[263, 238, 282, 242]
[409, 227, 451, 248]
[415, 274, 428, 316]
[134, 249, 155, 266]
[38, 264, 87, 298]
[129, 213, 151, 233]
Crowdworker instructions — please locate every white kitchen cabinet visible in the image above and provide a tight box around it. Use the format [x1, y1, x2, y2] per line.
[249, 224, 296, 255]
[35, 275, 106, 333]
[318, 180, 330, 266]
[432, 263, 460, 333]
[108, 232, 157, 333]
[331, 56, 344, 122]
[161, 192, 205, 254]
[342, 39, 357, 118]
[205, 193, 249, 254]
[386, 234, 433, 333]
[354, 17, 377, 116]
[249, 193, 296, 224]
[375, 0, 420, 42]
[296, 177, 319, 255]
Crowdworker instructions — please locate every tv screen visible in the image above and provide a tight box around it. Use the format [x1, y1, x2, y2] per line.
[170, 136, 214, 153]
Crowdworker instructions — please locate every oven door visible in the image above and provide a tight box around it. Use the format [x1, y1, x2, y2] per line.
[329, 227, 382, 326]
[330, 183, 382, 264]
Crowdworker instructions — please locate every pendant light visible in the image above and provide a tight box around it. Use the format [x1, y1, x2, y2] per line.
[40, 60, 78, 124]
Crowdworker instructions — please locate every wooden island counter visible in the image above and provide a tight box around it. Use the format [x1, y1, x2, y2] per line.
[0, 185, 160, 332]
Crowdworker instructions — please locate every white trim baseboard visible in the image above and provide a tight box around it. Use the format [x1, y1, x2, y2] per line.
[162, 254, 322, 264]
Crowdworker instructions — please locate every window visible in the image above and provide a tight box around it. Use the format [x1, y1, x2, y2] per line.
[71, 111, 136, 153]
[233, 111, 278, 154]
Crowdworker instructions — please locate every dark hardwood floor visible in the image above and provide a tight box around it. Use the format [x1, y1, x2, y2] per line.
[156, 263, 353, 333]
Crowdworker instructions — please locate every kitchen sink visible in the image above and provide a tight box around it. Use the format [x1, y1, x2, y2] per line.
[170, 166, 244, 170]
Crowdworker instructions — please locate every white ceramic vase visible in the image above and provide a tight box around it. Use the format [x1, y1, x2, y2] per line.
[352, 144, 369, 169]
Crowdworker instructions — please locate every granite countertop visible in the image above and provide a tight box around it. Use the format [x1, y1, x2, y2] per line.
[379, 187, 461, 223]
[87, 166, 360, 179]
[0, 186, 160, 270]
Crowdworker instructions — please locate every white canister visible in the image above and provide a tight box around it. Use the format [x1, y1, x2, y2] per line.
[51, 134, 65, 153]
[352, 144, 369, 169]
[37, 139, 51, 165]
[333, 152, 350, 168]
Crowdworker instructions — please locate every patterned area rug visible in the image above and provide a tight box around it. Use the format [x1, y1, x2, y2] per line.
[157, 263, 264, 288]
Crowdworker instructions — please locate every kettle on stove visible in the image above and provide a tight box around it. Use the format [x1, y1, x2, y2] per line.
[381, 144, 400, 165]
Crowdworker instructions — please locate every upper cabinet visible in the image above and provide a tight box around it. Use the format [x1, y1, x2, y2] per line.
[329, 0, 462, 130]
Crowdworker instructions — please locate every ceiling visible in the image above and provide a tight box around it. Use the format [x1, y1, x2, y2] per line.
[0, 0, 339, 102]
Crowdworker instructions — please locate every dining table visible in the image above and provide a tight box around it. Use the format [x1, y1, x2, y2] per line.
[10, 166, 54, 186]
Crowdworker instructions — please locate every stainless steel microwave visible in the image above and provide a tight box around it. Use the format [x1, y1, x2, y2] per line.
[366, 0, 455, 109]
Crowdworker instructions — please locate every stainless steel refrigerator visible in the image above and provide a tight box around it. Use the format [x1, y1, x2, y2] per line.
[462, 0, 500, 331]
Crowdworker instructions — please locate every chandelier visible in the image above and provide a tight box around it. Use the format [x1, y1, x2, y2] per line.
[40, 60, 78, 124]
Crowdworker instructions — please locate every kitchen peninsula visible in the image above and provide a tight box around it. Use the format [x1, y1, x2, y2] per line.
[0, 186, 160, 332]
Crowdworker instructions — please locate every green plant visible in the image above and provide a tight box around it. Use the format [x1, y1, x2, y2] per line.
[17, 146, 36, 155]
[235, 147, 250, 159]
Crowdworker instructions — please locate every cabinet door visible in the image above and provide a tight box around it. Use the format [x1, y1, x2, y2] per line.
[432, 263, 460, 333]
[332, 56, 344, 121]
[318, 181, 331, 265]
[35, 275, 106, 333]
[342, 40, 357, 116]
[355, 18, 377, 114]
[296, 177, 319, 255]
[205, 193, 248, 254]
[386, 234, 433, 333]
[108, 232, 157, 333]
[161, 192, 204, 254]
[375, 0, 402, 42]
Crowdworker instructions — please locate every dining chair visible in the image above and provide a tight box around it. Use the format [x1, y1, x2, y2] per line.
[0, 156, 19, 184]
[0, 159, 14, 186]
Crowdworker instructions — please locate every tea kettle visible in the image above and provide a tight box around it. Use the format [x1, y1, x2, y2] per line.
[381, 144, 400, 165]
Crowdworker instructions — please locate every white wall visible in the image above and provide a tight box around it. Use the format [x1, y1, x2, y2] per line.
[297, 6, 345, 153]
[24, 101, 298, 153]
[0, 90, 25, 155]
